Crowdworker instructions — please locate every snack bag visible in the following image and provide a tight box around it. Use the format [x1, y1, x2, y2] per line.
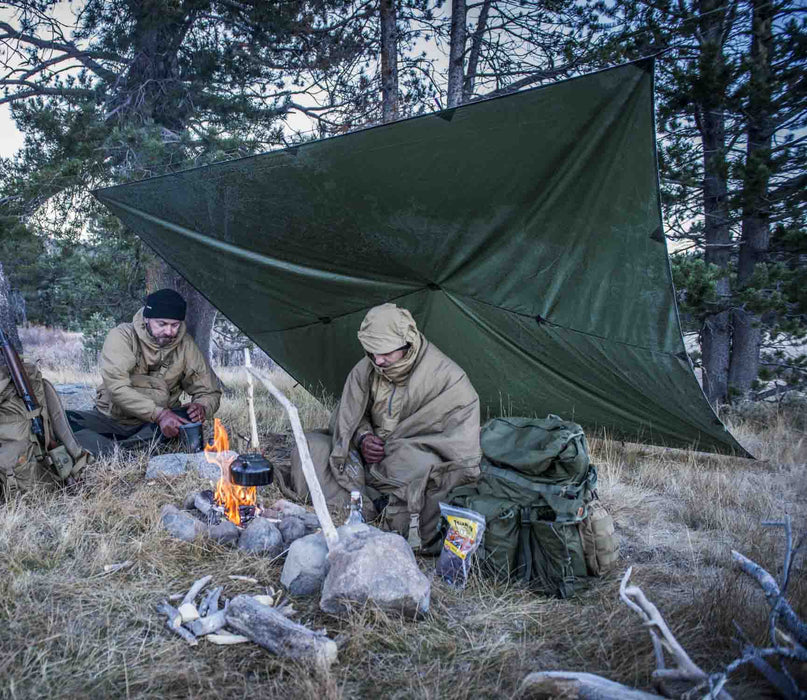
[435, 503, 486, 588]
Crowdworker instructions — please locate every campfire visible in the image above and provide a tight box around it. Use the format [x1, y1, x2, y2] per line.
[204, 418, 258, 527]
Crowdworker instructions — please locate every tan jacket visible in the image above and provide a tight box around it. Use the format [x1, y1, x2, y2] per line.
[94, 309, 222, 425]
[328, 340, 481, 544]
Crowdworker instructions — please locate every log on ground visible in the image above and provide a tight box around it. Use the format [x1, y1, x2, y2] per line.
[225, 594, 337, 668]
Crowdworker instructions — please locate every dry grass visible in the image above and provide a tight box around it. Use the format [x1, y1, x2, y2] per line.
[1, 359, 806, 699]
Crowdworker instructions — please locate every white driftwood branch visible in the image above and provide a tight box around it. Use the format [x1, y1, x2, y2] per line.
[517, 671, 663, 699]
[185, 609, 228, 636]
[732, 550, 807, 647]
[207, 632, 250, 645]
[619, 567, 733, 700]
[248, 368, 338, 549]
[244, 348, 260, 451]
[181, 575, 212, 607]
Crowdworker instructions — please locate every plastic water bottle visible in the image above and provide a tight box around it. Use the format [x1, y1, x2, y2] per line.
[345, 490, 364, 525]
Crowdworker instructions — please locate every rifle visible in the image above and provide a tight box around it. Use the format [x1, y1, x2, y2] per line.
[0, 325, 47, 449]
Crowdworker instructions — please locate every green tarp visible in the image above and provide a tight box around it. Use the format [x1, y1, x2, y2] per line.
[95, 60, 747, 455]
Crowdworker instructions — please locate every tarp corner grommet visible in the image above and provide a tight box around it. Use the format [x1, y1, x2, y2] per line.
[427, 282, 441, 291]
[535, 314, 547, 324]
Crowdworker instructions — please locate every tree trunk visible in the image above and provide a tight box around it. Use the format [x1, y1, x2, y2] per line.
[447, 0, 467, 108]
[729, 0, 774, 398]
[379, 0, 399, 123]
[697, 0, 733, 405]
[462, 0, 492, 103]
[0, 261, 22, 355]
[146, 256, 217, 363]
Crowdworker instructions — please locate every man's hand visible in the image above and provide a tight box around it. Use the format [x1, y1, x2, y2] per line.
[185, 402, 206, 423]
[360, 434, 386, 464]
[157, 409, 189, 438]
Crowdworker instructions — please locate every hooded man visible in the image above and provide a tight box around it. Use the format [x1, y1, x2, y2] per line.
[288, 303, 481, 552]
[67, 289, 222, 456]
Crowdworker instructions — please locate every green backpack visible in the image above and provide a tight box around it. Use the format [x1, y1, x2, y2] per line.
[451, 415, 608, 598]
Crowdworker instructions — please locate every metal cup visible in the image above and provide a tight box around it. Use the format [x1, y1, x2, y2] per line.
[178, 421, 204, 452]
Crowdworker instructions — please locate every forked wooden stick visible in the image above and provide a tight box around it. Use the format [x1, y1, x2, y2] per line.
[619, 567, 733, 700]
[248, 368, 338, 549]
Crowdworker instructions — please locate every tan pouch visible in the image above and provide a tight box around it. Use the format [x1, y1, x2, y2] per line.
[578, 501, 619, 576]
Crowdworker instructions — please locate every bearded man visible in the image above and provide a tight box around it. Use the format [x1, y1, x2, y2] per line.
[288, 303, 481, 552]
[67, 289, 222, 456]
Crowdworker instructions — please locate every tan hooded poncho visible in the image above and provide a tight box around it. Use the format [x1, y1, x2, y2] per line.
[291, 303, 481, 550]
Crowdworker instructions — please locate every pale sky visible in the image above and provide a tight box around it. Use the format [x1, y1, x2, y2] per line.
[1, 105, 24, 158]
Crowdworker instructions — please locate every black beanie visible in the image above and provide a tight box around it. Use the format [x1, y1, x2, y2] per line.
[143, 289, 187, 321]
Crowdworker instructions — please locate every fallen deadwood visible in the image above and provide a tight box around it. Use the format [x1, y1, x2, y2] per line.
[181, 575, 212, 606]
[728, 517, 807, 699]
[226, 594, 338, 668]
[517, 671, 663, 699]
[156, 601, 198, 646]
[186, 609, 228, 637]
[619, 567, 733, 700]
[198, 586, 222, 616]
[207, 632, 250, 645]
[732, 550, 807, 648]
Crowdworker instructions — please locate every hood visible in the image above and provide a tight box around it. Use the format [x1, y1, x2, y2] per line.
[357, 304, 424, 384]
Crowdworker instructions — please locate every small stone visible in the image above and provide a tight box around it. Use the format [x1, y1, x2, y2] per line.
[281, 532, 329, 596]
[278, 516, 307, 545]
[182, 492, 198, 510]
[207, 518, 240, 545]
[320, 526, 430, 618]
[300, 512, 321, 533]
[272, 499, 308, 517]
[160, 504, 205, 542]
[238, 517, 284, 556]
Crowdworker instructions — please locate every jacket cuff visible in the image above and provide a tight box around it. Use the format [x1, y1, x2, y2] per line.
[150, 406, 165, 422]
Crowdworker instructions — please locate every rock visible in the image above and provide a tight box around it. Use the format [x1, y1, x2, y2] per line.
[278, 516, 307, 545]
[300, 512, 321, 533]
[320, 526, 430, 618]
[272, 499, 308, 517]
[226, 595, 337, 669]
[207, 518, 240, 545]
[182, 492, 198, 510]
[238, 517, 284, 556]
[146, 451, 235, 481]
[280, 524, 369, 596]
[160, 504, 205, 542]
[281, 532, 329, 595]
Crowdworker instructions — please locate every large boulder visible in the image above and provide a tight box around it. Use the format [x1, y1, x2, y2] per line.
[320, 526, 430, 617]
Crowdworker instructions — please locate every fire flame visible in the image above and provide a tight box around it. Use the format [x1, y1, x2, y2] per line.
[204, 418, 257, 526]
